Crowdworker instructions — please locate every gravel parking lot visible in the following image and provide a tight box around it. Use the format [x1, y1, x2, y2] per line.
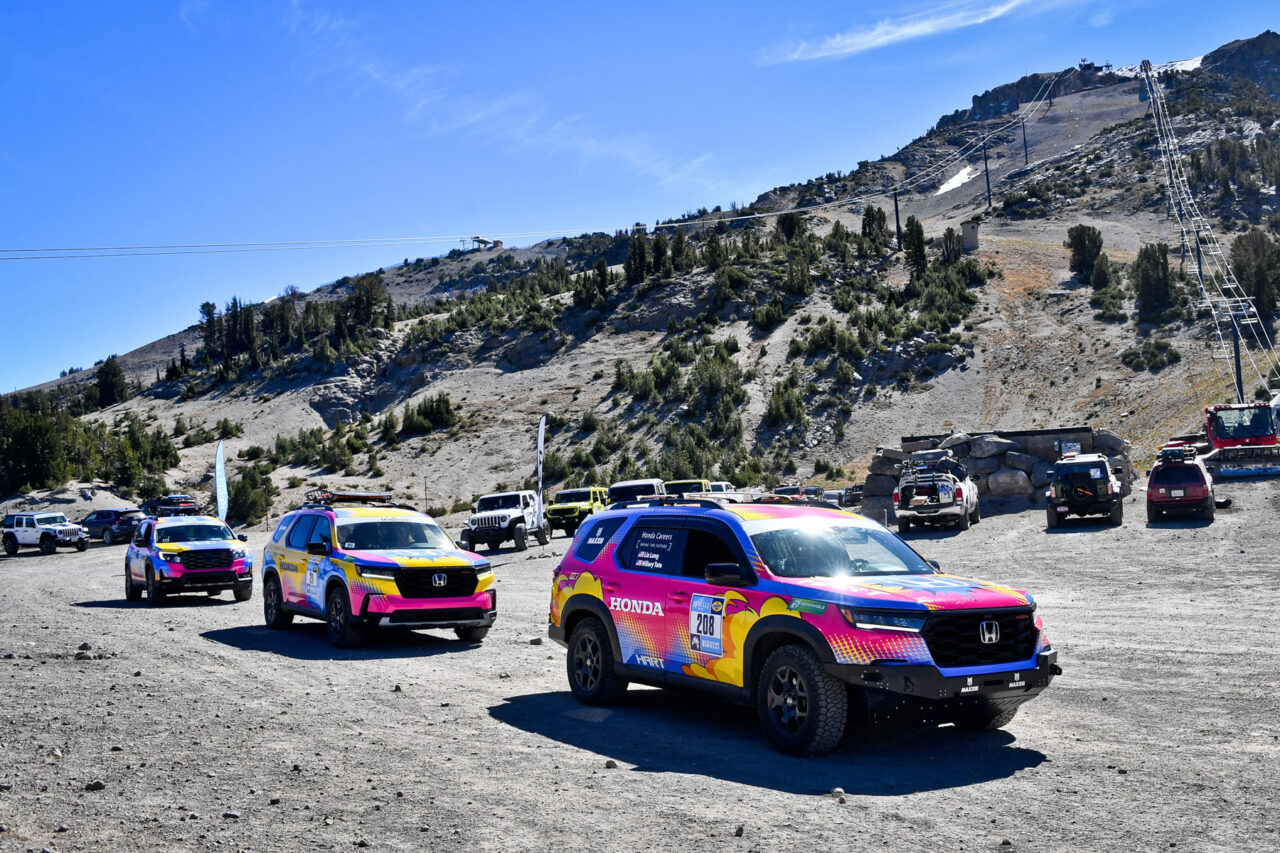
[2, 483, 1278, 852]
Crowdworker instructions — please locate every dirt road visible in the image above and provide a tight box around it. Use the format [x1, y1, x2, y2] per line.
[2, 484, 1278, 852]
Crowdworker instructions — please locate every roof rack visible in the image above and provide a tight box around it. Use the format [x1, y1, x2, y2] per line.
[608, 496, 726, 510]
[301, 488, 415, 511]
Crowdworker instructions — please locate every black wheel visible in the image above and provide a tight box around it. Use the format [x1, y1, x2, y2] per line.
[458, 529, 471, 551]
[565, 523, 579, 538]
[2, 534, 16, 556]
[1147, 503, 1158, 523]
[233, 584, 253, 602]
[263, 575, 293, 628]
[76, 539, 88, 552]
[1203, 499, 1215, 522]
[1109, 501, 1123, 526]
[956, 508, 971, 531]
[454, 626, 489, 642]
[1046, 508, 1060, 529]
[756, 643, 847, 756]
[897, 518, 911, 533]
[146, 566, 166, 607]
[39, 535, 56, 555]
[513, 523, 528, 552]
[566, 617, 627, 705]
[535, 524, 549, 546]
[970, 503, 981, 525]
[325, 585, 364, 648]
[954, 707, 1019, 731]
[102, 529, 114, 546]
[124, 566, 142, 602]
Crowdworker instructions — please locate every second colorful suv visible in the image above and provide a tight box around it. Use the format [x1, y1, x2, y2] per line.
[125, 515, 253, 604]
[262, 490, 496, 647]
[549, 498, 1058, 756]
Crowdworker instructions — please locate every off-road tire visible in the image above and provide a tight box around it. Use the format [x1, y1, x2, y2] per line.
[325, 585, 365, 648]
[233, 584, 253, 602]
[1109, 502, 1123, 526]
[76, 539, 88, 552]
[565, 523, 579, 538]
[954, 707, 1019, 731]
[454, 626, 489, 642]
[1203, 499, 1216, 522]
[1147, 503, 1159, 523]
[513, 523, 528, 552]
[102, 529, 114, 546]
[566, 617, 628, 706]
[535, 524, 549, 546]
[897, 518, 911, 533]
[263, 575, 293, 628]
[957, 508, 971, 531]
[457, 530, 471, 552]
[2, 534, 16, 556]
[124, 567, 142, 602]
[1046, 507, 1060, 529]
[39, 535, 56, 555]
[756, 643, 848, 756]
[146, 566, 166, 607]
[970, 504, 981, 525]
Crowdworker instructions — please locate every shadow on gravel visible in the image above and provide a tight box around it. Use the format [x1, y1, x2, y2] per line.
[75, 596, 238, 609]
[491, 690, 1044, 795]
[897, 527, 965, 541]
[200, 624, 475, 661]
[1144, 518, 1213, 530]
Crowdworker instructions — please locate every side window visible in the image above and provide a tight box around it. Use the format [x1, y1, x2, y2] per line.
[286, 515, 318, 550]
[619, 522, 687, 576]
[682, 526, 742, 579]
[25, 518, 35, 529]
[309, 517, 333, 546]
[134, 522, 151, 545]
[270, 514, 294, 544]
[1, 516, 10, 529]
[573, 517, 626, 563]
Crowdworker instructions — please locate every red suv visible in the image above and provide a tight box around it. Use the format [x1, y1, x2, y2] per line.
[1146, 447, 1215, 522]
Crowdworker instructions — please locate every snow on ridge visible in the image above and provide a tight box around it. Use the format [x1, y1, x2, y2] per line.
[1111, 56, 1203, 78]
[935, 165, 977, 196]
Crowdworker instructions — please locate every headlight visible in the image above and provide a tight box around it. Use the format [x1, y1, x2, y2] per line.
[499, 515, 508, 525]
[232, 549, 248, 560]
[476, 561, 492, 575]
[355, 564, 396, 580]
[166, 553, 183, 564]
[838, 607, 927, 633]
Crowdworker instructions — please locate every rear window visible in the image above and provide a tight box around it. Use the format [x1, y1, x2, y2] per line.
[573, 517, 626, 564]
[608, 483, 663, 502]
[1150, 466, 1204, 487]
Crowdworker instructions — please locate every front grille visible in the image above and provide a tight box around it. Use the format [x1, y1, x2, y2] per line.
[393, 567, 478, 598]
[180, 549, 233, 569]
[385, 607, 486, 624]
[547, 507, 579, 518]
[472, 516, 504, 529]
[179, 570, 237, 586]
[921, 607, 1038, 668]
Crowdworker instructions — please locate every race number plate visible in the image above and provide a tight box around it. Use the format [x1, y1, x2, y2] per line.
[689, 594, 724, 655]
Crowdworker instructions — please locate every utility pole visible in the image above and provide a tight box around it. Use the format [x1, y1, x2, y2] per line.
[982, 141, 993, 209]
[1021, 119, 1029, 165]
[1232, 323, 1245, 404]
[893, 191, 903, 250]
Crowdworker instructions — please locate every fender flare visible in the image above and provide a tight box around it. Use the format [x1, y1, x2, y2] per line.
[559, 594, 622, 661]
[742, 615, 839, 693]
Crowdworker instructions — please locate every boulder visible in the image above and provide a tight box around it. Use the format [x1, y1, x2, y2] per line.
[858, 496, 896, 526]
[877, 447, 909, 462]
[901, 438, 939, 453]
[1031, 460, 1055, 489]
[939, 433, 971, 450]
[1095, 429, 1129, 456]
[1108, 454, 1136, 496]
[867, 456, 901, 477]
[961, 456, 1001, 476]
[985, 468, 1034, 497]
[1004, 451, 1040, 473]
[970, 434, 1020, 458]
[863, 474, 898, 497]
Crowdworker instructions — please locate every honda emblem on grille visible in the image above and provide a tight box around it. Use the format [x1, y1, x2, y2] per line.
[979, 620, 1000, 644]
[432, 573, 447, 588]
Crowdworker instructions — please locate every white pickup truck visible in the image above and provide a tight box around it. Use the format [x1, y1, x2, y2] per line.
[894, 450, 980, 532]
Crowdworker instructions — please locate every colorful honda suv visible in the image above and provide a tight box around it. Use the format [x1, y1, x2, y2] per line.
[262, 490, 496, 647]
[125, 515, 254, 605]
[549, 498, 1059, 755]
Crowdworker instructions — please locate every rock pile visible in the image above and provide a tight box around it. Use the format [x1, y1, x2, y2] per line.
[860, 428, 1135, 523]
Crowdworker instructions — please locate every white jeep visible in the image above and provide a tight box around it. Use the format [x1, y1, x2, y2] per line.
[459, 490, 549, 552]
[3, 511, 90, 555]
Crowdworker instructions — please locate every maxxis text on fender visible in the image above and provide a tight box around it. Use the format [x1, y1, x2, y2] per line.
[263, 575, 294, 628]
[566, 616, 628, 705]
[756, 643, 847, 756]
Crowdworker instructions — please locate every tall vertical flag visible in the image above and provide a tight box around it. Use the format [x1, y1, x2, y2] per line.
[536, 415, 546, 527]
[215, 440, 229, 522]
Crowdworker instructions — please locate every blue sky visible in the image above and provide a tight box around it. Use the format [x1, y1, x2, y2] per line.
[2, 0, 1275, 391]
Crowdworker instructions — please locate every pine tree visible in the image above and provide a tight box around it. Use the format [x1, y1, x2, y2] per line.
[903, 216, 927, 279]
[95, 357, 128, 408]
[1065, 224, 1104, 277]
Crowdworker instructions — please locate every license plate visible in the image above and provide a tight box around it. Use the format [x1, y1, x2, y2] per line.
[1056, 506, 1067, 513]
[1171, 489, 1184, 497]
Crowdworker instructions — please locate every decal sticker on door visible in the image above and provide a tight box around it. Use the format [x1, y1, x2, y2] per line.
[689, 594, 724, 655]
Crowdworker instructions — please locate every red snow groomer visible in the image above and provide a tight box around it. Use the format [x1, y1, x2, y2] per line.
[1201, 400, 1280, 477]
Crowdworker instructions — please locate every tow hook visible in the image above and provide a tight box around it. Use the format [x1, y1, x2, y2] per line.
[1050, 664, 1063, 676]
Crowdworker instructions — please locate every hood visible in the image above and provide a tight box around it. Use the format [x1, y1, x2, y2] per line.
[785, 572, 1031, 611]
[338, 548, 489, 569]
[548, 500, 592, 510]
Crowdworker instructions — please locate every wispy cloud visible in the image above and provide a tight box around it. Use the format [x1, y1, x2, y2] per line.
[762, 0, 1030, 64]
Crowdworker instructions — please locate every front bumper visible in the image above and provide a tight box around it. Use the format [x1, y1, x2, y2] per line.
[827, 648, 1059, 705]
[1050, 499, 1117, 517]
[547, 511, 586, 529]
[898, 504, 964, 521]
[360, 589, 498, 630]
[158, 566, 253, 592]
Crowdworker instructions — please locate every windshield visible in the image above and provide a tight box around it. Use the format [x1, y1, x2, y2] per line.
[157, 523, 234, 543]
[609, 484, 661, 502]
[750, 522, 934, 578]
[37, 514, 68, 525]
[774, 486, 802, 496]
[477, 494, 521, 511]
[336, 520, 453, 551]
[120, 512, 145, 521]
[1211, 408, 1275, 439]
[554, 489, 592, 504]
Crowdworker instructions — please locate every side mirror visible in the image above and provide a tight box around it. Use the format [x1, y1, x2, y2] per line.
[704, 562, 755, 587]
[237, 533, 248, 542]
[927, 559, 940, 571]
[306, 540, 331, 556]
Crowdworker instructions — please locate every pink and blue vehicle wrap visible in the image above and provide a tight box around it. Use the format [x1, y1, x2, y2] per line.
[264, 507, 495, 624]
[550, 504, 1053, 696]
[126, 515, 253, 588]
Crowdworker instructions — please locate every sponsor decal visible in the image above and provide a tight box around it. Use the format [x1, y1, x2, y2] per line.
[979, 620, 1001, 644]
[961, 675, 979, 694]
[609, 597, 664, 616]
[787, 598, 828, 615]
[689, 594, 724, 655]
[1007, 671, 1025, 688]
[632, 654, 665, 669]
[586, 526, 607, 545]
[432, 573, 448, 587]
